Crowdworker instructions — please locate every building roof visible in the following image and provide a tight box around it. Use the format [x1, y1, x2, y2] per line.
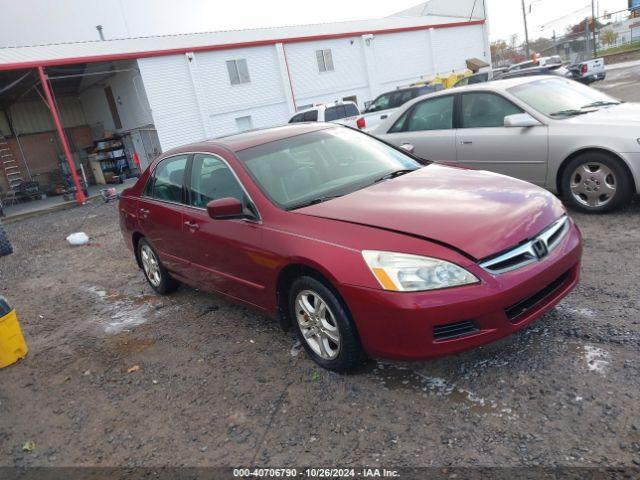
[0, 15, 484, 71]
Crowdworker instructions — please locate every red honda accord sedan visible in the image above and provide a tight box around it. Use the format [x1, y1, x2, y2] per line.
[119, 123, 582, 372]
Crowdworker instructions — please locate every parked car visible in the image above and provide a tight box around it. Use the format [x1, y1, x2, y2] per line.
[361, 84, 444, 132]
[500, 64, 574, 80]
[373, 75, 638, 213]
[507, 55, 563, 72]
[119, 123, 582, 372]
[288, 101, 365, 129]
[453, 68, 506, 87]
[568, 57, 606, 84]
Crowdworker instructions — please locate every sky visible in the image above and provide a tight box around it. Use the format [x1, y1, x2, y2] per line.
[0, 0, 632, 48]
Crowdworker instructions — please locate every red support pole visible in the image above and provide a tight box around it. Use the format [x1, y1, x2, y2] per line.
[37, 66, 86, 204]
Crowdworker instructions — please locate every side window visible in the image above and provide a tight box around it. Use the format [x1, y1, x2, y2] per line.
[303, 110, 319, 121]
[325, 106, 347, 122]
[390, 90, 414, 108]
[367, 94, 391, 112]
[460, 92, 523, 129]
[344, 103, 359, 117]
[289, 113, 304, 123]
[405, 96, 454, 132]
[188, 154, 245, 208]
[151, 155, 188, 203]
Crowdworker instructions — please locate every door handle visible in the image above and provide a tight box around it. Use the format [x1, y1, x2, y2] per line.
[381, 114, 388, 119]
[460, 140, 473, 145]
[139, 208, 150, 219]
[184, 220, 200, 231]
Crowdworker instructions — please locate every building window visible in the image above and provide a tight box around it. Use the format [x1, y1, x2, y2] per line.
[235, 115, 253, 132]
[316, 49, 334, 72]
[226, 59, 250, 85]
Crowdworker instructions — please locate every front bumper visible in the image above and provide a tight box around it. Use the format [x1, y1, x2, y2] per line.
[340, 221, 582, 360]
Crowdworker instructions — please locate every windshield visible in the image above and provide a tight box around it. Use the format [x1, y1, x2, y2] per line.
[236, 128, 420, 210]
[508, 78, 620, 118]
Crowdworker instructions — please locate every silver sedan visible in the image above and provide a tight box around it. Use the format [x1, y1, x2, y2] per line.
[372, 76, 640, 213]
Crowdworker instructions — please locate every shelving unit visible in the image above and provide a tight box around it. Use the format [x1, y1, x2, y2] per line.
[88, 135, 130, 185]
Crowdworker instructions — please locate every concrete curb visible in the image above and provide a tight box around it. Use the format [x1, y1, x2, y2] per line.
[2, 193, 105, 224]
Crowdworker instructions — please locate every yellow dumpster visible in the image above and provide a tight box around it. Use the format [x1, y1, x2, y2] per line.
[0, 296, 28, 369]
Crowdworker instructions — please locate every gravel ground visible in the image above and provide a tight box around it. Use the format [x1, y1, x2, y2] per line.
[0, 194, 639, 469]
[0, 73, 639, 471]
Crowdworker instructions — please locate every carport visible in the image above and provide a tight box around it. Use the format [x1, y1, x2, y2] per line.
[0, 60, 158, 211]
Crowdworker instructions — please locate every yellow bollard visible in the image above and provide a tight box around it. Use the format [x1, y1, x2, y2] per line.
[0, 296, 28, 369]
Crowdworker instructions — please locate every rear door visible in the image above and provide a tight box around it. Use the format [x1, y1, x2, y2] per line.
[381, 94, 457, 163]
[180, 153, 269, 308]
[455, 91, 548, 185]
[137, 154, 191, 276]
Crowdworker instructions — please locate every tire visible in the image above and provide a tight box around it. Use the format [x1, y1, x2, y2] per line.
[137, 238, 179, 294]
[561, 152, 632, 213]
[0, 223, 13, 257]
[289, 276, 364, 373]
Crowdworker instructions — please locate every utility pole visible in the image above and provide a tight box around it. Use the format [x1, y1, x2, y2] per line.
[521, 0, 531, 58]
[591, 0, 597, 58]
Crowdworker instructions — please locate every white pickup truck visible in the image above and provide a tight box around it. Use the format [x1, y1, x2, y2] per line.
[288, 101, 365, 129]
[569, 57, 606, 84]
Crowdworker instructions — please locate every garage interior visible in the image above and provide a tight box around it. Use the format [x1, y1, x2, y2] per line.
[0, 61, 161, 212]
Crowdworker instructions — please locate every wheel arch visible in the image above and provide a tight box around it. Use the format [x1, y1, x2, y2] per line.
[131, 231, 144, 268]
[556, 147, 637, 196]
[275, 261, 352, 332]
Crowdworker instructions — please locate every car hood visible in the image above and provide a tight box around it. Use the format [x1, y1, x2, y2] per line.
[563, 102, 640, 126]
[295, 164, 565, 260]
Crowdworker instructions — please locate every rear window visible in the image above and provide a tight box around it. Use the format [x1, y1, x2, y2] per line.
[289, 113, 304, 123]
[344, 103, 359, 117]
[325, 106, 345, 121]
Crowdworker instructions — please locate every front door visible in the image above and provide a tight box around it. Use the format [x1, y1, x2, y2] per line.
[455, 91, 548, 185]
[180, 153, 270, 309]
[381, 94, 457, 163]
[137, 154, 191, 277]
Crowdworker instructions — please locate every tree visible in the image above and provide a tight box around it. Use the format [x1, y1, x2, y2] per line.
[529, 37, 553, 54]
[600, 28, 618, 46]
[490, 40, 508, 63]
[566, 16, 604, 35]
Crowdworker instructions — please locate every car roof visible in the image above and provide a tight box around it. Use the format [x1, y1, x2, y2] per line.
[208, 123, 334, 152]
[293, 101, 357, 115]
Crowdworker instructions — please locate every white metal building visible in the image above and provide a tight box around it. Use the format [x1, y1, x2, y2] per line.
[0, 0, 489, 185]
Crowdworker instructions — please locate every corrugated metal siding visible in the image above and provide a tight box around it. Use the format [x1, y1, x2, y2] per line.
[431, 24, 486, 72]
[286, 37, 368, 101]
[373, 29, 434, 86]
[0, 15, 479, 68]
[137, 55, 206, 150]
[4, 97, 86, 135]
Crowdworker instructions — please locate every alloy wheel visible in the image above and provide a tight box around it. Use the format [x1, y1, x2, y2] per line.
[295, 289, 341, 360]
[140, 245, 161, 287]
[569, 162, 617, 208]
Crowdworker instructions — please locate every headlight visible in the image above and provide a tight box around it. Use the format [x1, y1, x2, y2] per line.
[362, 250, 479, 292]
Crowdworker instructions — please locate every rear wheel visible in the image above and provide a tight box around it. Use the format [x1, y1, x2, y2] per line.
[289, 276, 363, 373]
[138, 238, 178, 294]
[562, 152, 632, 213]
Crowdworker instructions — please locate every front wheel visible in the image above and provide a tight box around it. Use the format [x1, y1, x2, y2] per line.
[289, 276, 364, 373]
[138, 238, 179, 294]
[561, 153, 632, 213]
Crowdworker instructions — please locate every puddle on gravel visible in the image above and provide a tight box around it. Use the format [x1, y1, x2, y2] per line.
[570, 344, 610, 374]
[372, 363, 515, 418]
[86, 286, 158, 334]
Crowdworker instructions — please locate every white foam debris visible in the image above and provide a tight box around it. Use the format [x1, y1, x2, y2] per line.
[584, 345, 609, 373]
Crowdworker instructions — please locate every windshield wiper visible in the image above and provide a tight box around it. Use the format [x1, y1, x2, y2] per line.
[549, 108, 597, 117]
[287, 195, 343, 211]
[581, 101, 620, 108]
[372, 169, 418, 184]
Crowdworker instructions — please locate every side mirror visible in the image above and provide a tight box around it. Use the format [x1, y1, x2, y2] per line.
[206, 197, 246, 220]
[504, 113, 542, 128]
[400, 143, 415, 154]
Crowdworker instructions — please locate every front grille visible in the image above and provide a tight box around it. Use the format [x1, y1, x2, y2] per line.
[479, 216, 569, 275]
[433, 320, 480, 341]
[505, 271, 570, 322]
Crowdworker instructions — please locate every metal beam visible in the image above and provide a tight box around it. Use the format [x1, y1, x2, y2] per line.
[36, 66, 85, 204]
